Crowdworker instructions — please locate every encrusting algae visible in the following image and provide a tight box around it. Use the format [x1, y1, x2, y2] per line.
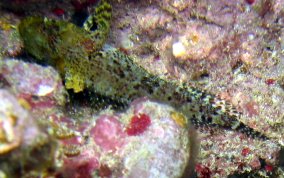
[18, 0, 268, 140]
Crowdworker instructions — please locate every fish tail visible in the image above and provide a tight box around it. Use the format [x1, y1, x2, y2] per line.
[180, 88, 268, 139]
[83, 0, 112, 33]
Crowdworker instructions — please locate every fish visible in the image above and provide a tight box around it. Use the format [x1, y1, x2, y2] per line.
[18, 0, 267, 140]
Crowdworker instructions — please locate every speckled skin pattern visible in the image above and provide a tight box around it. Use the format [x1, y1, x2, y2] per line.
[18, 0, 266, 140]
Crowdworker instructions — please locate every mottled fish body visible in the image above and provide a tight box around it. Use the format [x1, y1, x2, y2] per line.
[94, 48, 266, 139]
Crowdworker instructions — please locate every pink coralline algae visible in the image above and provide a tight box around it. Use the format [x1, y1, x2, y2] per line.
[126, 113, 151, 136]
[110, 3, 284, 170]
[2, 0, 284, 176]
[59, 99, 190, 178]
[196, 129, 280, 177]
[0, 89, 56, 177]
[61, 149, 100, 178]
[90, 115, 126, 152]
[0, 59, 66, 110]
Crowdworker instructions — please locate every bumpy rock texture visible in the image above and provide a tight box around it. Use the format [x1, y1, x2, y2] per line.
[110, 0, 284, 176]
[0, 88, 56, 178]
[0, 58, 190, 178]
[58, 99, 190, 178]
[1, 0, 284, 177]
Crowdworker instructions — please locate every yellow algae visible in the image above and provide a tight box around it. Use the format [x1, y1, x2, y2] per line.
[0, 19, 13, 31]
[170, 111, 187, 127]
[65, 73, 85, 93]
[18, 98, 31, 110]
[190, 34, 199, 44]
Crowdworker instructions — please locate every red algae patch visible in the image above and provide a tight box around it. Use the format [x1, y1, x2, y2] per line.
[0, 55, 190, 178]
[246, 0, 255, 5]
[61, 99, 190, 178]
[241, 147, 250, 157]
[195, 164, 212, 178]
[265, 165, 274, 172]
[265, 78, 276, 85]
[126, 113, 151, 136]
[52, 7, 65, 16]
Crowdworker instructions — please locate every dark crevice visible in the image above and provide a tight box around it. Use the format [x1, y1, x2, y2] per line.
[67, 89, 129, 112]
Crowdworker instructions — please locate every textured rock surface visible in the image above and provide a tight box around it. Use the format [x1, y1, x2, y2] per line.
[0, 0, 284, 177]
[0, 89, 56, 178]
[58, 99, 190, 178]
[109, 1, 284, 176]
[0, 58, 190, 177]
[0, 59, 66, 110]
[0, 12, 22, 60]
[0, 89, 41, 154]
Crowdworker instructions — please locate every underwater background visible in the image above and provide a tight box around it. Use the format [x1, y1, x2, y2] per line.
[0, 0, 284, 177]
